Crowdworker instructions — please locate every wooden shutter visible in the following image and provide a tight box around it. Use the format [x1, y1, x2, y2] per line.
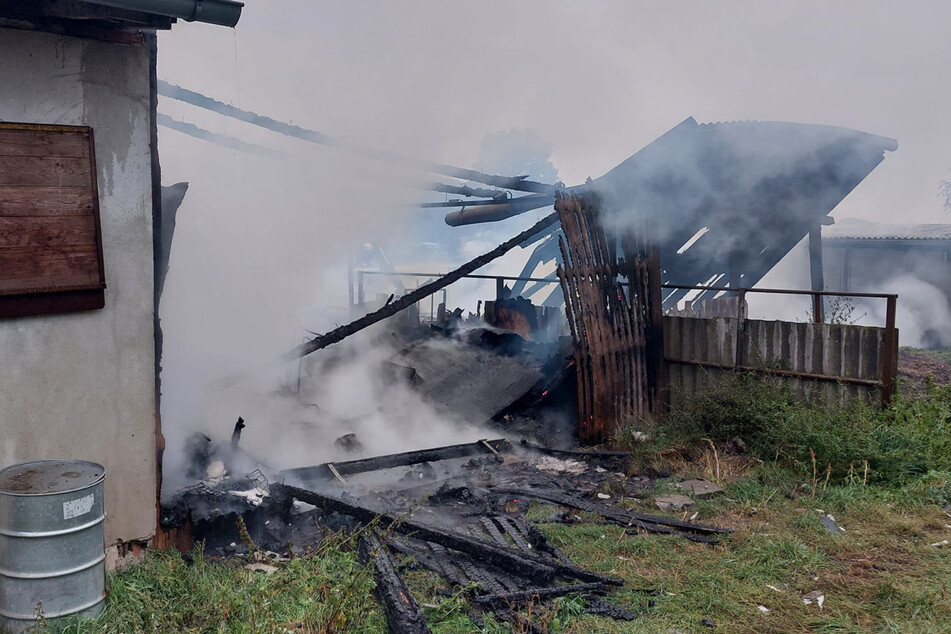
[0, 123, 106, 318]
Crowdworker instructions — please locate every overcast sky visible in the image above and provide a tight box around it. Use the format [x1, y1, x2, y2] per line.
[153, 2, 951, 447]
[159, 1, 951, 223]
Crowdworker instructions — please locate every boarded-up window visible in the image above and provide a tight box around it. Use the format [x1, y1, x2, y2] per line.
[0, 123, 105, 318]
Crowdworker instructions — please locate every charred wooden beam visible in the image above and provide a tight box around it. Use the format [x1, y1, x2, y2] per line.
[230, 416, 245, 449]
[473, 582, 606, 606]
[519, 440, 632, 465]
[359, 532, 432, 634]
[219, 212, 559, 386]
[280, 212, 558, 364]
[280, 439, 510, 483]
[491, 487, 730, 543]
[272, 484, 578, 585]
[158, 81, 555, 195]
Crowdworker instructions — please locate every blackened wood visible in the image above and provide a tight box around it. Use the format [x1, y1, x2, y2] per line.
[491, 487, 730, 539]
[271, 484, 559, 584]
[359, 532, 433, 634]
[280, 439, 510, 482]
[473, 582, 605, 605]
[271, 212, 559, 366]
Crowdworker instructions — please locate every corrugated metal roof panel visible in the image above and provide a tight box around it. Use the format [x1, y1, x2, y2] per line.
[824, 218, 951, 241]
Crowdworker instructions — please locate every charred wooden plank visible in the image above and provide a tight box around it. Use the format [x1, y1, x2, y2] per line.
[492, 487, 730, 540]
[359, 532, 432, 634]
[281, 213, 559, 363]
[271, 484, 560, 584]
[479, 516, 510, 549]
[473, 582, 606, 606]
[281, 439, 510, 483]
[582, 596, 638, 621]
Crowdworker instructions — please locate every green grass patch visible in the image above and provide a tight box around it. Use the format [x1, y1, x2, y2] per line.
[49, 533, 385, 634]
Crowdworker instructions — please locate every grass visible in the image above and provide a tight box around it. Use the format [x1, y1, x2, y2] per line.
[45, 375, 951, 633]
[48, 531, 385, 634]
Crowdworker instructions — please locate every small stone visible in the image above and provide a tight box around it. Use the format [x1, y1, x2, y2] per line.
[595, 466, 607, 473]
[675, 479, 724, 499]
[757, 605, 769, 613]
[655, 494, 697, 510]
[245, 563, 278, 574]
[701, 617, 715, 627]
[931, 539, 949, 547]
[597, 492, 611, 500]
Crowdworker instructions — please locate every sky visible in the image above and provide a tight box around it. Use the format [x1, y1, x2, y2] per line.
[158, 1, 951, 223]
[152, 2, 951, 459]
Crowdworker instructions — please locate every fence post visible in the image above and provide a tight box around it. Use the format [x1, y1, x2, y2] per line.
[881, 294, 897, 407]
[812, 293, 823, 324]
[734, 288, 748, 369]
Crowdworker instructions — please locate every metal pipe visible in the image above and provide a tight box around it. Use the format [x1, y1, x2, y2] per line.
[661, 284, 898, 301]
[83, 0, 243, 27]
[444, 195, 553, 226]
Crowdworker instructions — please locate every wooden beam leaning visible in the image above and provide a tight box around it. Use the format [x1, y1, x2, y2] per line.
[271, 484, 623, 587]
[218, 213, 559, 387]
[279, 439, 510, 483]
[283, 213, 559, 363]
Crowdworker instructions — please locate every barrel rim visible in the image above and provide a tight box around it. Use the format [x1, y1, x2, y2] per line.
[0, 460, 105, 497]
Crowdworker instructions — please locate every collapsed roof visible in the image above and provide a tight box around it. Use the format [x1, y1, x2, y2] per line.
[503, 117, 896, 307]
[590, 117, 897, 306]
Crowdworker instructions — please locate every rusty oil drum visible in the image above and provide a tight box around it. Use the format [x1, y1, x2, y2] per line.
[0, 460, 106, 633]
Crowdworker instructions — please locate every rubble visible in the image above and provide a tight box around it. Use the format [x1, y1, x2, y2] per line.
[675, 479, 725, 499]
[161, 431, 731, 632]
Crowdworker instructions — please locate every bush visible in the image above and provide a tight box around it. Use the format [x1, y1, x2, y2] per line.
[629, 372, 951, 488]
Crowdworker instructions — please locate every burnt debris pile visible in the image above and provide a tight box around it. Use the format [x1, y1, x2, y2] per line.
[161, 427, 731, 632]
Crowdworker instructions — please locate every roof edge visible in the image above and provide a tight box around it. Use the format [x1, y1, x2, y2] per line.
[83, 0, 243, 27]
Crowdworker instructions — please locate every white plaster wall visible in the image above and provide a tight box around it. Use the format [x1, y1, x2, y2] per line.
[0, 28, 156, 544]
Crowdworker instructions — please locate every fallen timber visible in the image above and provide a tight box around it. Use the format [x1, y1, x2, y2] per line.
[359, 532, 432, 634]
[280, 212, 559, 362]
[218, 211, 560, 386]
[271, 483, 622, 586]
[491, 487, 731, 544]
[280, 438, 509, 483]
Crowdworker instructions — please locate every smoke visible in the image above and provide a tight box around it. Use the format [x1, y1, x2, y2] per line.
[152, 2, 951, 493]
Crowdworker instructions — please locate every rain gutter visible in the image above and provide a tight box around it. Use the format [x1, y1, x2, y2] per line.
[82, 0, 243, 27]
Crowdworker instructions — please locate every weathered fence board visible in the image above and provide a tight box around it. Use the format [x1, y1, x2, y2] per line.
[664, 315, 897, 408]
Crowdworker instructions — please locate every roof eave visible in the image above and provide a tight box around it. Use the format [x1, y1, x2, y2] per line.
[82, 0, 243, 28]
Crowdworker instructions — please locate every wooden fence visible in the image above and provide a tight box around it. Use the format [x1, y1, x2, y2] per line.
[664, 315, 898, 407]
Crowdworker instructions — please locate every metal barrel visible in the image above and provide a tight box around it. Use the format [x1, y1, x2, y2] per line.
[0, 460, 106, 633]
